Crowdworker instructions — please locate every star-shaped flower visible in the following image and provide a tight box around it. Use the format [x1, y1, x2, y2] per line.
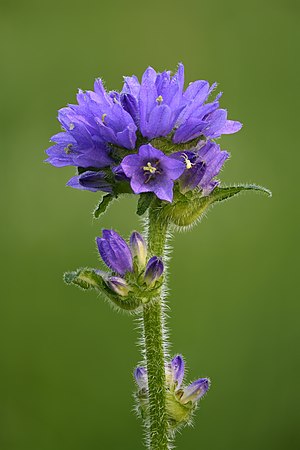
[121, 144, 185, 202]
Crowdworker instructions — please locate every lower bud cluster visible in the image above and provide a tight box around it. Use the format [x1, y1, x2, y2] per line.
[96, 229, 164, 306]
[134, 355, 210, 431]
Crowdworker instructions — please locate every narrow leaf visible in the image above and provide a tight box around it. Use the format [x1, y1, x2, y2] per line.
[64, 268, 105, 290]
[94, 194, 115, 219]
[211, 184, 272, 203]
[137, 192, 154, 216]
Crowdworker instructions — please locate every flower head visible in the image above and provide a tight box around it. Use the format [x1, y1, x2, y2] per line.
[121, 144, 185, 202]
[46, 63, 241, 202]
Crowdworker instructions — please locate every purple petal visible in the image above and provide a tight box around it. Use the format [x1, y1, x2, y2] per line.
[160, 156, 185, 181]
[155, 180, 175, 202]
[121, 154, 143, 178]
[173, 118, 207, 143]
[146, 104, 173, 139]
[220, 120, 243, 134]
[139, 144, 165, 161]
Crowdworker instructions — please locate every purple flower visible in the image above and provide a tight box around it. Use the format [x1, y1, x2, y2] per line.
[134, 366, 148, 390]
[180, 378, 210, 404]
[120, 64, 241, 143]
[96, 229, 133, 276]
[106, 276, 131, 296]
[121, 144, 185, 202]
[170, 355, 185, 389]
[173, 80, 242, 143]
[46, 64, 241, 199]
[45, 131, 113, 169]
[46, 78, 138, 169]
[130, 232, 147, 267]
[172, 141, 229, 196]
[121, 64, 185, 140]
[66, 170, 114, 192]
[144, 256, 164, 286]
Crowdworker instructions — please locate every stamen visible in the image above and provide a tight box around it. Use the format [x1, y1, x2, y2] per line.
[101, 113, 107, 123]
[143, 162, 157, 174]
[69, 123, 75, 130]
[156, 95, 163, 104]
[181, 153, 194, 169]
[64, 143, 73, 154]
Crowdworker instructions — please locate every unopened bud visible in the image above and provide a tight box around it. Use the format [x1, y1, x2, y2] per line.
[134, 366, 148, 390]
[144, 256, 164, 286]
[106, 276, 131, 297]
[170, 355, 185, 389]
[180, 378, 210, 404]
[130, 231, 147, 267]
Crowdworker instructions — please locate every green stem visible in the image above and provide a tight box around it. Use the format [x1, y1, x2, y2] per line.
[143, 204, 170, 449]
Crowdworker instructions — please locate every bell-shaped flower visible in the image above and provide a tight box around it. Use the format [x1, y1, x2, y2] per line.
[121, 144, 185, 202]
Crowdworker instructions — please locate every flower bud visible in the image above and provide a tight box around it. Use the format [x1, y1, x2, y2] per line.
[144, 256, 164, 286]
[130, 231, 147, 267]
[180, 378, 210, 404]
[134, 366, 148, 390]
[170, 355, 185, 389]
[96, 229, 133, 276]
[106, 276, 131, 297]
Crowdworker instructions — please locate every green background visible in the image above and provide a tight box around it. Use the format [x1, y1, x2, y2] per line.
[1, 0, 299, 449]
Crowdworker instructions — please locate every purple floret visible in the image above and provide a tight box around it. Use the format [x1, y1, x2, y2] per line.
[46, 78, 138, 169]
[120, 63, 242, 143]
[121, 144, 185, 202]
[121, 64, 185, 139]
[171, 141, 229, 196]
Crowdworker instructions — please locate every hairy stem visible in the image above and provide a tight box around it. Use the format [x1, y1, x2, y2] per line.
[143, 204, 170, 449]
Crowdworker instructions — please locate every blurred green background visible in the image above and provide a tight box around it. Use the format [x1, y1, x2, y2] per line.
[0, 0, 299, 449]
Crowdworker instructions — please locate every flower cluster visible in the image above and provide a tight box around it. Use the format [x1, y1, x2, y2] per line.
[134, 354, 210, 428]
[46, 64, 241, 202]
[96, 229, 164, 297]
